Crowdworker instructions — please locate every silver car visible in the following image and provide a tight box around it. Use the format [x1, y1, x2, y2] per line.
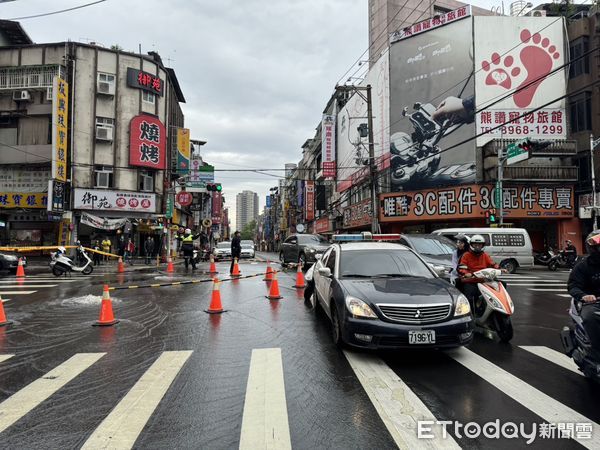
[213, 242, 232, 260]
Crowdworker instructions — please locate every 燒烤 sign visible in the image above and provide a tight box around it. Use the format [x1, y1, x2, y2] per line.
[129, 115, 166, 170]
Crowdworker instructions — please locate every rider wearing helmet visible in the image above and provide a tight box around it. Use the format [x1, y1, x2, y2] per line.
[450, 234, 470, 287]
[458, 234, 501, 307]
[176, 228, 201, 270]
[568, 231, 600, 358]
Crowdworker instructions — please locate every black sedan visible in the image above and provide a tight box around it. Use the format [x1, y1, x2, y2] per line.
[308, 241, 473, 349]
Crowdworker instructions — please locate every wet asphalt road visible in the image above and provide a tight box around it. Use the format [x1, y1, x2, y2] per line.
[0, 253, 597, 449]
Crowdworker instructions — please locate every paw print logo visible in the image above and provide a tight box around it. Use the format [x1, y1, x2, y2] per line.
[482, 54, 520, 90]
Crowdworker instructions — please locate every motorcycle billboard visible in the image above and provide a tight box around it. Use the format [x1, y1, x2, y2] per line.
[389, 15, 476, 191]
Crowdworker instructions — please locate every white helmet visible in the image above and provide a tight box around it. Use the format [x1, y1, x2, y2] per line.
[470, 234, 485, 254]
[185, 228, 191, 234]
[57, 246, 66, 253]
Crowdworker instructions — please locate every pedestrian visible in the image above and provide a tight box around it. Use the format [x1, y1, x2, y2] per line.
[230, 231, 242, 274]
[93, 240, 102, 266]
[118, 236, 126, 258]
[125, 238, 135, 265]
[144, 236, 155, 264]
[176, 228, 201, 270]
[102, 237, 112, 262]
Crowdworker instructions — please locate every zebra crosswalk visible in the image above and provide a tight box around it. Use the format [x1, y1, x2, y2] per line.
[0, 275, 96, 300]
[500, 273, 569, 297]
[0, 344, 595, 448]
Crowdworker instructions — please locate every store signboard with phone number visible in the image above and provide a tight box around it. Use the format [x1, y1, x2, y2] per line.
[476, 109, 566, 139]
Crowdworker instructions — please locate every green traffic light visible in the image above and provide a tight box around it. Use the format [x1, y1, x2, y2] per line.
[216, 184, 222, 191]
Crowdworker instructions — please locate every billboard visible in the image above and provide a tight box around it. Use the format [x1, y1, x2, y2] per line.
[129, 115, 166, 170]
[389, 17, 476, 192]
[321, 115, 336, 178]
[176, 128, 191, 175]
[305, 181, 315, 221]
[337, 50, 389, 192]
[52, 76, 69, 182]
[74, 188, 157, 213]
[474, 17, 567, 146]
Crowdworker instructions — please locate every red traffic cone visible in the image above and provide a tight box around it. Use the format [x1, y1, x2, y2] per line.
[294, 262, 306, 289]
[266, 271, 283, 300]
[93, 285, 119, 326]
[209, 255, 218, 275]
[15, 258, 25, 278]
[0, 296, 12, 327]
[231, 257, 241, 277]
[205, 278, 226, 314]
[263, 260, 274, 281]
[167, 257, 174, 273]
[117, 257, 125, 273]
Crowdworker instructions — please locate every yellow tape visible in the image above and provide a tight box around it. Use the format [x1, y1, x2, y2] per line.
[83, 247, 120, 258]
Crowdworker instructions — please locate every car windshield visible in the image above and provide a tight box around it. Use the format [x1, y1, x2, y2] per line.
[340, 249, 434, 278]
[299, 234, 328, 244]
[241, 244, 253, 249]
[241, 240, 254, 246]
[217, 242, 230, 248]
[406, 236, 454, 256]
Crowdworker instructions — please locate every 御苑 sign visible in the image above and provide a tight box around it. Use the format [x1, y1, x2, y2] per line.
[0, 192, 48, 209]
[52, 76, 69, 182]
[74, 188, 156, 213]
[126, 68, 164, 96]
[129, 115, 166, 170]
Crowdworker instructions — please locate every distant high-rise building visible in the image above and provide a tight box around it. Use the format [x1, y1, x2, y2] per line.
[236, 191, 259, 232]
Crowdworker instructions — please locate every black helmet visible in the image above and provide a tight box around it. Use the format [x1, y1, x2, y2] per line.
[586, 230, 600, 253]
[455, 234, 470, 245]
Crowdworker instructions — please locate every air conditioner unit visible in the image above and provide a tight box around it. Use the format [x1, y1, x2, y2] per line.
[97, 81, 115, 96]
[96, 125, 114, 141]
[527, 10, 547, 17]
[12, 90, 31, 101]
[46, 87, 53, 101]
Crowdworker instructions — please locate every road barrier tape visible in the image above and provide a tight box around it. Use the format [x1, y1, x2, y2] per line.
[0, 245, 120, 259]
[108, 271, 281, 291]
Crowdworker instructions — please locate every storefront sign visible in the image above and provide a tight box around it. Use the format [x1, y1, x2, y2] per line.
[47, 179, 65, 213]
[390, 5, 471, 43]
[315, 217, 330, 234]
[212, 191, 222, 218]
[74, 188, 156, 213]
[177, 128, 191, 175]
[0, 192, 48, 209]
[81, 212, 128, 230]
[166, 194, 174, 219]
[379, 184, 574, 222]
[0, 168, 50, 193]
[343, 199, 373, 229]
[321, 114, 336, 178]
[305, 181, 315, 221]
[176, 191, 192, 206]
[58, 218, 71, 246]
[129, 115, 166, 170]
[126, 68, 164, 96]
[52, 75, 69, 182]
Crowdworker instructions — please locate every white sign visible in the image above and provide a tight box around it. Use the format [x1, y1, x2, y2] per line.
[390, 5, 471, 43]
[74, 188, 157, 213]
[0, 168, 50, 193]
[321, 114, 336, 178]
[474, 17, 567, 146]
[81, 212, 128, 230]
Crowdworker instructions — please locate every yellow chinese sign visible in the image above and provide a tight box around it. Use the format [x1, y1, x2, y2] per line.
[177, 128, 190, 174]
[0, 192, 48, 209]
[52, 76, 69, 182]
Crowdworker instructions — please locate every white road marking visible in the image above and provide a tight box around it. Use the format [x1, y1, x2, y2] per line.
[0, 285, 56, 289]
[344, 351, 460, 450]
[240, 348, 292, 450]
[446, 348, 600, 449]
[82, 350, 192, 450]
[557, 294, 572, 298]
[0, 354, 14, 363]
[519, 346, 582, 376]
[0, 353, 105, 433]
[528, 288, 568, 292]
[0, 279, 76, 284]
[0, 291, 36, 295]
[506, 282, 566, 286]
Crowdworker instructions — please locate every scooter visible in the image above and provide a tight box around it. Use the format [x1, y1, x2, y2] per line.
[561, 298, 600, 382]
[50, 246, 94, 276]
[469, 268, 515, 342]
[534, 248, 554, 266]
[548, 251, 579, 271]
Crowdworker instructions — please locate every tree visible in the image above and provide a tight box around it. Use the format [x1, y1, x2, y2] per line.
[110, 44, 123, 51]
[240, 220, 257, 240]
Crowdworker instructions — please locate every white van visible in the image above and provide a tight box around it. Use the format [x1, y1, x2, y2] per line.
[432, 227, 534, 273]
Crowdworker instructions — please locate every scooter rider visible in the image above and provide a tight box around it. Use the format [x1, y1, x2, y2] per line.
[450, 234, 470, 287]
[567, 231, 600, 359]
[177, 228, 201, 270]
[458, 234, 503, 308]
[563, 239, 578, 266]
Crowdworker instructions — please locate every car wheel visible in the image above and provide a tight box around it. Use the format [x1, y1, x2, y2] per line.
[331, 303, 345, 348]
[494, 314, 514, 343]
[500, 259, 517, 274]
[279, 251, 285, 264]
[304, 280, 315, 303]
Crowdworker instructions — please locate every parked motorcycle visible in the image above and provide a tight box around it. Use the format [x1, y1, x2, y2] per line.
[561, 298, 600, 381]
[548, 251, 579, 271]
[534, 248, 554, 266]
[468, 268, 514, 342]
[50, 245, 94, 276]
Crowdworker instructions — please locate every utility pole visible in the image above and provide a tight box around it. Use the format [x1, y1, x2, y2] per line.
[498, 139, 505, 227]
[591, 134, 600, 229]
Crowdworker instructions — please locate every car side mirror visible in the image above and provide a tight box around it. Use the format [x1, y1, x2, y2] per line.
[318, 267, 332, 278]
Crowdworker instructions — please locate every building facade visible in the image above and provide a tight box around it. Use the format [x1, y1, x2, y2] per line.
[235, 190, 259, 232]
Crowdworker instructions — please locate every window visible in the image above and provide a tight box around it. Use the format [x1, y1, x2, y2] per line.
[298, 234, 328, 244]
[406, 236, 455, 255]
[142, 91, 155, 105]
[465, 233, 491, 246]
[569, 37, 590, 79]
[95, 165, 113, 188]
[569, 92, 592, 133]
[96, 117, 114, 127]
[285, 236, 297, 245]
[139, 170, 154, 192]
[326, 249, 336, 272]
[97, 73, 116, 95]
[492, 233, 525, 247]
[340, 249, 433, 278]
[98, 73, 116, 83]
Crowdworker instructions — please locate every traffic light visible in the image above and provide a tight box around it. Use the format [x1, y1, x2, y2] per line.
[206, 183, 222, 192]
[489, 209, 497, 224]
[518, 139, 552, 153]
[485, 209, 497, 225]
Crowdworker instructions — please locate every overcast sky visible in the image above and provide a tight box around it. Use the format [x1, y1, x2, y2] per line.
[2, 0, 507, 227]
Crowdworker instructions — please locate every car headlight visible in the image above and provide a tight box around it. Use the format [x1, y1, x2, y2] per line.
[454, 294, 471, 317]
[306, 248, 316, 253]
[345, 296, 377, 319]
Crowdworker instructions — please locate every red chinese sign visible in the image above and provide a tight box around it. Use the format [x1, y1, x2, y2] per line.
[321, 114, 336, 178]
[212, 191, 222, 218]
[390, 5, 471, 43]
[343, 199, 373, 229]
[126, 68, 164, 96]
[315, 218, 330, 234]
[176, 191, 192, 206]
[129, 115, 166, 170]
[305, 181, 315, 221]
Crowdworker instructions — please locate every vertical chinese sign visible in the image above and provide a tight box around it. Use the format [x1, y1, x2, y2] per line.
[52, 76, 69, 182]
[321, 114, 336, 178]
[177, 128, 190, 177]
[129, 115, 166, 169]
[305, 181, 315, 221]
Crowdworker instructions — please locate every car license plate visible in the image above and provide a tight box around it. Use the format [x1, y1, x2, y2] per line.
[408, 330, 436, 344]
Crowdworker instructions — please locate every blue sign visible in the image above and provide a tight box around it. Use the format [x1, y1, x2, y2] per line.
[266, 195, 271, 208]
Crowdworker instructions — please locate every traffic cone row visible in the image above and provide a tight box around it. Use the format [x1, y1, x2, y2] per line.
[209, 255, 218, 275]
[263, 260, 274, 281]
[231, 257, 241, 277]
[293, 262, 306, 289]
[93, 285, 119, 326]
[117, 257, 125, 273]
[166, 257, 174, 273]
[16, 258, 25, 278]
[205, 278, 225, 314]
[0, 296, 12, 327]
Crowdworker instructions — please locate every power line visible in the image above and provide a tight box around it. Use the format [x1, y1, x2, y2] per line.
[8, 0, 107, 20]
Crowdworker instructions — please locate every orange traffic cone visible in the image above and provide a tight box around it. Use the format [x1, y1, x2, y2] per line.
[294, 262, 306, 289]
[231, 257, 241, 277]
[117, 257, 125, 273]
[266, 271, 283, 300]
[263, 260, 274, 281]
[0, 296, 12, 326]
[205, 278, 226, 314]
[209, 255, 218, 275]
[15, 258, 25, 277]
[93, 285, 119, 326]
[167, 257, 174, 273]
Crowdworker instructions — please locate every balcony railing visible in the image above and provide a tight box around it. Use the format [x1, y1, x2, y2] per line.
[0, 65, 65, 91]
[503, 165, 578, 181]
[485, 138, 578, 157]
